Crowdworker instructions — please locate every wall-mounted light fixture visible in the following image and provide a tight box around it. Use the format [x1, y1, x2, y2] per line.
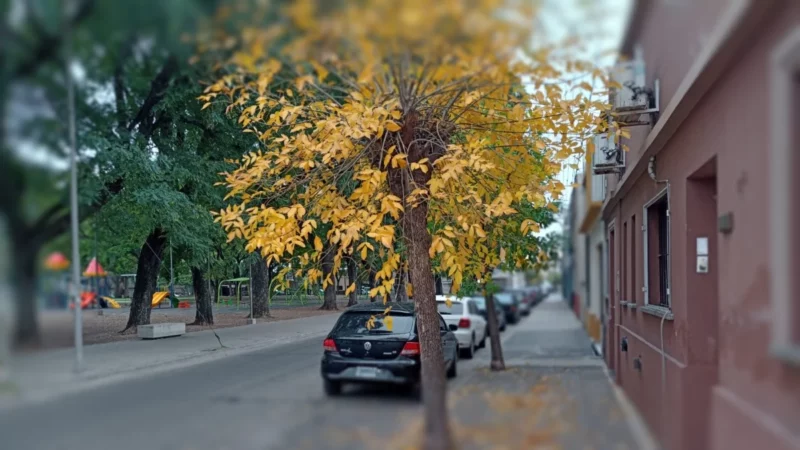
[718, 213, 734, 234]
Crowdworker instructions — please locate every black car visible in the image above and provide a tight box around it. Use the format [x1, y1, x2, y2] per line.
[494, 292, 521, 324]
[470, 296, 507, 333]
[320, 303, 459, 396]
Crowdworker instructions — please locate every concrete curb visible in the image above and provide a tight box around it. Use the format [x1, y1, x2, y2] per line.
[0, 329, 329, 411]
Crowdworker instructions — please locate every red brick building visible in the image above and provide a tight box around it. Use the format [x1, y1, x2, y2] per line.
[599, 1, 799, 449]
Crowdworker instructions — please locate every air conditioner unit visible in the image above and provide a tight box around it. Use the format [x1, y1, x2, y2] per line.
[592, 133, 624, 175]
[610, 60, 648, 111]
[609, 59, 660, 127]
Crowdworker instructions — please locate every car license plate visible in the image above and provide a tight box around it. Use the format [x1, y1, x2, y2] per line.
[355, 366, 379, 378]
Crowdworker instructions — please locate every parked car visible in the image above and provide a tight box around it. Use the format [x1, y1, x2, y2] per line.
[495, 292, 521, 324]
[470, 296, 507, 333]
[435, 296, 487, 358]
[510, 289, 533, 316]
[320, 303, 459, 396]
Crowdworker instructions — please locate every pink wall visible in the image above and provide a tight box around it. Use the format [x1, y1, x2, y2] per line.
[606, 1, 800, 449]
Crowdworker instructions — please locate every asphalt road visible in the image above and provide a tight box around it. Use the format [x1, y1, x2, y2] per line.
[0, 335, 456, 450]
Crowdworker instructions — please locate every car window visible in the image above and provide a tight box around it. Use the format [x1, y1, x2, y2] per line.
[495, 293, 514, 304]
[436, 301, 463, 315]
[439, 316, 448, 331]
[331, 312, 415, 336]
[472, 297, 486, 310]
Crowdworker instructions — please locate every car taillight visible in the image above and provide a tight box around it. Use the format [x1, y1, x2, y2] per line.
[400, 341, 420, 356]
[323, 338, 337, 352]
[458, 318, 471, 328]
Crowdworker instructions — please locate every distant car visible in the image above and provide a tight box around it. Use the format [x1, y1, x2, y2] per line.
[320, 303, 459, 396]
[494, 292, 521, 324]
[470, 295, 507, 333]
[509, 289, 533, 316]
[435, 296, 487, 358]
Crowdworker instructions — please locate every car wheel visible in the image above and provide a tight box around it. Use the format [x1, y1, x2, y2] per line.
[461, 336, 475, 359]
[446, 356, 457, 379]
[323, 378, 342, 396]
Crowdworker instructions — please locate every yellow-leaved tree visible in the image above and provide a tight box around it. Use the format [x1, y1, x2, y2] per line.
[197, 1, 611, 448]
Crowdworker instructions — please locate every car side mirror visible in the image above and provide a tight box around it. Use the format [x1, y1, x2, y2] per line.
[448, 324, 458, 331]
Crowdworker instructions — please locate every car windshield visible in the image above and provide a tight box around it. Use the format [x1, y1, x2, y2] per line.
[331, 312, 414, 336]
[495, 293, 514, 304]
[472, 297, 486, 310]
[436, 301, 464, 315]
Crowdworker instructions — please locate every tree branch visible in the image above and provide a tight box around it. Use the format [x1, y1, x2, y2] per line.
[128, 54, 179, 137]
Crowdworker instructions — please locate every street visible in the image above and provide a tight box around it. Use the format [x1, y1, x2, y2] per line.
[0, 298, 649, 450]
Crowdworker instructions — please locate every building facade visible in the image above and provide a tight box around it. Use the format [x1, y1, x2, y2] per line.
[567, 171, 608, 357]
[599, 1, 799, 449]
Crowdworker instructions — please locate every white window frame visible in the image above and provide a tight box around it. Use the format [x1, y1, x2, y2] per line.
[607, 219, 618, 303]
[769, 27, 800, 363]
[642, 187, 670, 307]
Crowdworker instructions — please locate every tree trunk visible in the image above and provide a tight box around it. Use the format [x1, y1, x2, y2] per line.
[190, 266, 214, 325]
[122, 229, 167, 332]
[346, 258, 358, 307]
[406, 201, 454, 450]
[435, 275, 443, 295]
[319, 244, 338, 310]
[368, 269, 377, 302]
[395, 267, 409, 302]
[484, 289, 506, 371]
[250, 259, 271, 318]
[12, 243, 40, 348]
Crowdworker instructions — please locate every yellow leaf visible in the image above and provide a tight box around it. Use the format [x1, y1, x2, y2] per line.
[361, 245, 368, 260]
[345, 283, 356, 295]
[406, 283, 413, 298]
[499, 247, 506, 262]
[445, 297, 452, 308]
[385, 121, 401, 132]
[201, 102, 212, 111]
[384, 315, 394, 331]
[314, 236, 323, 252]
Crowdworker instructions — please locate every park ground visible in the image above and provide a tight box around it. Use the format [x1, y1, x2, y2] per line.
[28, 297, 352, 350]
[0, 295, 658, 450]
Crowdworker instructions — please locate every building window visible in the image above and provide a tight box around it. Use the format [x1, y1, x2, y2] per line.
[770, 28, 800, 361]
[644, 191, 670, 307]
[622, 221, 628, 302]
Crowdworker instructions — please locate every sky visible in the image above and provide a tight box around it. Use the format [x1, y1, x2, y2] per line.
[534, 0, 632, 239]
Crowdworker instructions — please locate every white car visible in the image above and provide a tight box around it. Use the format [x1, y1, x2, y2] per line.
[435, 295, 487, 359]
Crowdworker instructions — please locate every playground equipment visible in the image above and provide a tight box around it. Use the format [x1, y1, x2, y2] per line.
[45, 252, 70, 271]
[216, 278, 250, 308]
[151, 291, 171, 307]
[43, 252, 70, 309]
[67, 292, 119, 309]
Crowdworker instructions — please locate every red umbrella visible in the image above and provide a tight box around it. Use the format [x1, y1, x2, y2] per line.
[83, 257, 107, 277]
[44, 252, 70, 271]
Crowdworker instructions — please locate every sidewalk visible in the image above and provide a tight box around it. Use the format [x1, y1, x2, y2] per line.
[374, 294, 660, 450]
[1, 312, 341, 410]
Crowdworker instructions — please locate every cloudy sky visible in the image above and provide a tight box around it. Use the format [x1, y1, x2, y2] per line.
[535, 0, 632, 238]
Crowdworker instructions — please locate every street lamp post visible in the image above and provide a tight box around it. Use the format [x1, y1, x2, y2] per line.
[65, 0, 83, 372]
